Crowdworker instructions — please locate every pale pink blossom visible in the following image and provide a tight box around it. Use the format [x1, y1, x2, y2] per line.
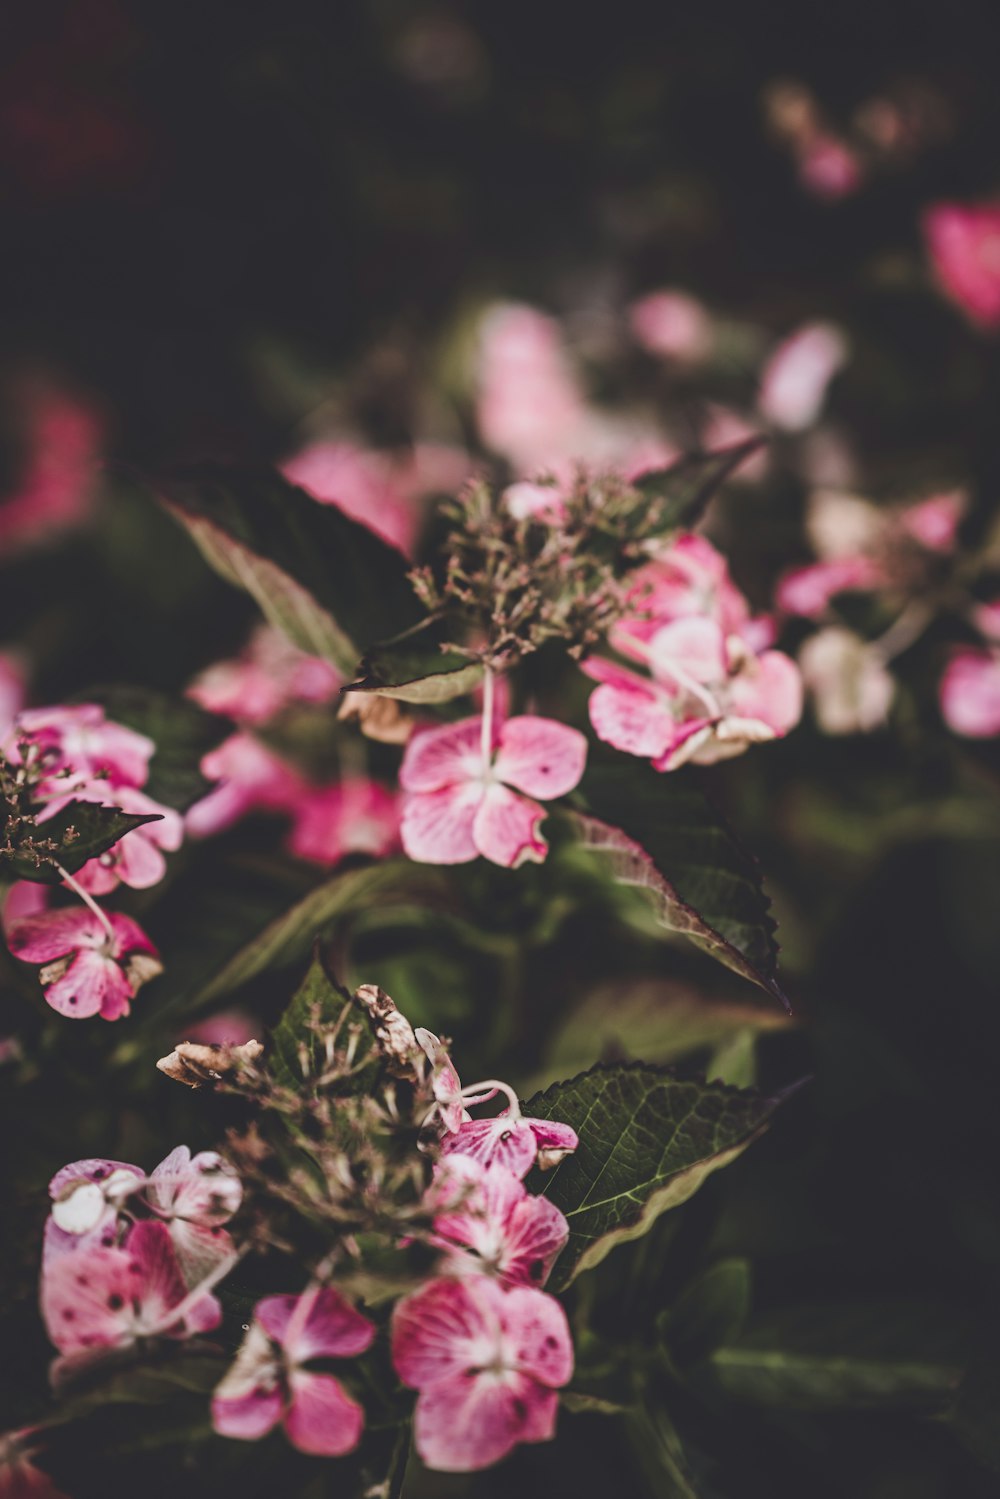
[799, 628, 895, 734]
[8, 704, 153, 789]
[392, 1275, 573, 1472]
[613, 535, 750, 649]
[586, 617, 802, 771]
[924, 202, 1000, 330]
[628, 290, 713, 362]
[797, 135, 864, 199]
[287, 777, 400, 866]
[776, 556, 883, 618]
[7, 907, 161, 1020]
[939, 648, 1000, 737]
[0, 389, 102, 559]
[806, 489, 885, 561]
[184, 1008, 258, 1046]
[476, 304, 589, 474]
[36, 781, 183, 896]
[146, 1145, 242, 1287]
[188, 625, 342, 726]
[758, 323, 850, 432]
[898, 490, 964, 552]
[185, 733, 306, 838]
[429, 1158, 569, 1289]
[41, 1220, 221, 1369]
[400, 713, 587, 867]
[441, 1112, 578, 1178]
[973, 600, 1000, 643]
[212, 1288, 374, 1457]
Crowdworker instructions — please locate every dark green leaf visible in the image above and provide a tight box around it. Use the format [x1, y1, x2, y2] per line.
[566, 761, 786, 1005]
[74, 685, 227, 811]
[4, 802, 161, 884]
[631, 438, 767, 534]
[624, 1404, 707, 1499]
[161, 464, 424, 672]
[707, 1301, 968, 1410]
[346, 618, 483, 704]
[269, 950, 363, 1090]
[524, 1063, 791, 1289]
[660, 1258, 752, 1371]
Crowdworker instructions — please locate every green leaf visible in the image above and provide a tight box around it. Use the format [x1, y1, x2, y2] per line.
[4, 802, 161, 884]
[707, 1301, 968, 1410]
[524, 1063, 791, 1289]
[74, 685, 227, 811]
[949, 1345, 1000, 1473]
[624, 1404, 707, 1499]
[346, 619, 483, 704]
[269, 950, 362, 1090]
[660, 1258, 752, 1371]
[161, 464, 424, 673]
[567, 761, 786, 1005]
[631, 438, 767, 534]
[185, 860, 410, 1011]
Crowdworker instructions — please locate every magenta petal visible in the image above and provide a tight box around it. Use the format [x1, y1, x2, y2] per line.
[168, 1222, 235, 1289]
[43, 951, 121, 1020]
[41, 1244, 145, 1353]
[114, 832, 168, 890]
[392, 1277, 501, 1389]
[399, 717, 486, 793]
[472, 784, 547, 868]
[492, 716, 587, 800]
[496, 1193, 569, 1289]
[401, 783, 482, 864]
[256, 1288, 375, 1363]
[413, 1370, 557, 1473]
[441, 1118, 539, 1179]
[527, 1118, 579, 1156]
[504, 1286, 574, 1387]
[588, 683, 679, 761]
[7, 908, 103, 964]
[212, 1387, 284, 1442]
[284, 1372, 365, 1457]
[648, 615, 727, 686]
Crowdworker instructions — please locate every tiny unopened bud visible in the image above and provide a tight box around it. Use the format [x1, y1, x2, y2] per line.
[156, 1038, 264, 1088]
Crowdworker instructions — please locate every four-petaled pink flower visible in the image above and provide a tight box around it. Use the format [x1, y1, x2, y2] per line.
[41, 1220, 221, 1363]
[392, 1275, 573, 1472]
[287, 777, 400, 866]
[399, 714, 587, 868]
[10, 703, 154, 788]
[429, 1158, 569, 1290]
[146, 1145, 243, 1286]
[7, 907, 162, 1020]
[586, 616, 802, 771]
[212, 1287, 375, 1457]
[923, 202, 1000, 331]
[442, 1112, 578, 1178]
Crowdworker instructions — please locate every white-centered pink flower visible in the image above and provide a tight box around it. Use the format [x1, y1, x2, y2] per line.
[586, 616, 802, 771]
[429, 1158, 569, 1289]
[399, 713, 587, 868]
[392, 1274, 573, 1472]
[8, 704, 154, 789]
[799, 627, 895, 735]
[924, 202, 1000, 330]
[441, 1111, 578, 1179]
[939, 648, 1000, 737]
[188, 624, 342, 727]
[7, 907, 161, 1020]
[41, 1220, 221, 1361]
[185, 733, 306, 838]
[287, 777, 400, 866]
[212, 1288, 375, 1457]
[758, 323, 850, 433]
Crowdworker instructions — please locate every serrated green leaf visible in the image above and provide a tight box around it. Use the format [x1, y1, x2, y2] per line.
[708, 1302, 968, 1410]
[161, 465, 424, 673]
[525, 1063, 790, 1289]
[74, 685, 227, 811]
[346, 619, 483, 704]
[631, 438, 767, 533]
[567, 761, 786, 1005]
[4, 802, 161, 884]
[269, 950, 362, 1090]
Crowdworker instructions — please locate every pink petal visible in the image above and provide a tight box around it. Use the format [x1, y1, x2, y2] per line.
[392, 1276, 502, 1390]
[648, 616, 727, 687]
[492, 1192, 568, 1289]
[41, 1244, 145, 1353]
[7, 908, 103, 964]
[43, 951, 125, 1020]
[412, 1369, 557, 1472]
[940, 649, 1000, 736]
[284, 1372, 365, 1458]
[492, 716, 587, 800]
[504, 1286, 575, 1387]
[167, 1222, 235, 1289]
[256, 1288, 375, 1363]
[211, 1386, 284, 1443]
[441, 1118, 539, 1179]
[528, 1118, 579, 1161]
[123, 1221, 221, 1338]
[472, 784, 548, 867]
[112, 832, 168, 890]
[758, 323, 849, 432]
[401, 784, 482, 864]
[652, 718, 717, 772]
[399, 718, 487, 794]
[728, 650, 803, 735]
[588, 683, 679, 762]
[579, 656, 654, 692]
[49, 1158, 142, 1200]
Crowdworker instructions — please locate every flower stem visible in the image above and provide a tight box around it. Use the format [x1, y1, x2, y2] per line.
[481, 666, 495, 769]
[55, 863, 115, 943]
[461, 1078, 522, 1120]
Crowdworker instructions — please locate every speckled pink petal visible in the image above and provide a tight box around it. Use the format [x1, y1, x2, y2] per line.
[401, 783, 482, 864]
[589, 683, 679, 762]
[504, 1286, 575, 1387]
[399, 717, 487, 794]
[492, 716, 587, 800]
[472, 784, 547, 867]
[440, 1117, 539, 1178]
[414, 1368, 558, 1472]
[284, 1371, 365, 1457]
[7, 908, 103, 964]
[43, 951, 125, 1020]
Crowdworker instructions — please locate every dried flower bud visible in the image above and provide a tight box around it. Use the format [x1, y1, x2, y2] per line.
[337, 691, 415, 744]
[354, 984, 419, 1073]
[156, 1038, 264, 1088]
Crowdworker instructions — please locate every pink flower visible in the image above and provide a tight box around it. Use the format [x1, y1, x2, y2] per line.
[0, 388, 102, 559]
[476, 304, 589, 474]
[0, 653, 25, 739]
[898, 491, 965, 553]
[416, 1028, 468, 1133]
[776, 556, 883, 618]
[429, 1158, 569, 1289]
[441, 1112, 578, 1179]
[188, 625, 342, 726]
[37, 781, 183, 896]
[43, 1157, 144, 1264]
[392, 1275, 573, 1472]
[758, 323, 850, 432]
[287, 777, 400, 866]
[7, 907, 162, 1020]
[612, 536, 750, 651]
[973, 600, 1000, 644]
[41, 1220, 221, 1360]
[939, 648, 1000, 737]
[184, 1008, 258, 1046]
[212, 1288, 374, 1457]
[185, 733, 306, 838]
[146, 1146, 242, 1287]
[924, 202, 1000, 330]
[799, 628, 895, 734]
[400, 714, 587, 868]
[586, 617, 802, 771]
[9, 704, 153, 789]
[797, 135, 863, 199]
[628, 290, 713, 362]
